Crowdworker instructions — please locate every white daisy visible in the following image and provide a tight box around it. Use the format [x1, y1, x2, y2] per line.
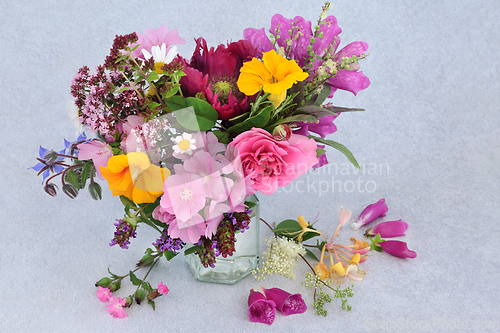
[173, 133, 196, 155]
[141, 43, 177, 74]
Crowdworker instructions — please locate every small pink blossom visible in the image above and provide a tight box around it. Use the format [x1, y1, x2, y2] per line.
[157, 282, 169, 295]
[351, 198, 388, 230]
[96, 286, 112, 302]
[77, 140, 113, 180]
[106, 296, 128, 318]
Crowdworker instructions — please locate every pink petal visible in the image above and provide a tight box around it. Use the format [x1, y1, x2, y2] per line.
[262, 288, 307, 316]
[379, 240, 417, 259]
[327, 70, 371, 96]
[248, 290, 276, 325]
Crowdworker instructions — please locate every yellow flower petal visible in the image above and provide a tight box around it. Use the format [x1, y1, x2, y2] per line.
[349, 253, 361, 265]
[331, 261, 347, 277]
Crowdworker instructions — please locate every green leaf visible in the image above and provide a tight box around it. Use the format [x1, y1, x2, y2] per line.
[227, 105, 272, 135]
[274, 114, 319, 125]
[228, 112, 250, 124]
[272, 219, 302, 238]
[305, 249, 320, 261]
[129, 271, 142, 286]
[66, 169, 80, 189]
[316, 147, 326, 157]
[148, 300, 156, 311]
[313, 84, 332, 106]
[244, 200, 256, 209]
[80, 163, 92, 188]
[323, 106, 365, 113]
[311, 136, 360, 169]
[166, 96, 218, 131]
[120, 195, 137, 208]
[294, 105, 337, 118]
[184, 245, 203, 255]
[164, 250, 177, 261]
[212, 130, 230, 144]
[146, 71, 160, 82]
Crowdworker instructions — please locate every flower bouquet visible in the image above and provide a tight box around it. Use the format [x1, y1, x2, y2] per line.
[29, 3, 388, 318]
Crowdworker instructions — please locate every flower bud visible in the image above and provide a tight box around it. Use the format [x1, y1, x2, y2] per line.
[108, 280, 121, 292]
[272, 124, 292, 141]
[44, 183, 58, 197]
[379, 240, 417, 259]
[88, 182, 102, 200]
[62, 183, 79, 199]
[137, 253, 155, 266]
[147, 290, 160, 301]
[365, 219, 408, 238]
[95, 277, 112, 288]
[43, 150, 59, 163]
[124, 296, 133, 308]
[134, 289, 146, 304]
[351, 198, 388, 230]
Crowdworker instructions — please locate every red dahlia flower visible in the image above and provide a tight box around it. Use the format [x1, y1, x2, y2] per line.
[180, 38, 257, 120]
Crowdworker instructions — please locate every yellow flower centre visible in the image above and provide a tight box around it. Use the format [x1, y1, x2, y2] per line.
[154, 62, 165, 74]
[178, 139, 191, 151]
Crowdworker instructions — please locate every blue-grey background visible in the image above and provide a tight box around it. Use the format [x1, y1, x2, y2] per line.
[1, 0, 499, 332]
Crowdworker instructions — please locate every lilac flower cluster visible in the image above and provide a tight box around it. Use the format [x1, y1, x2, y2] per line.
[110, 219, 137, 249]
[152, 229, 185, 254]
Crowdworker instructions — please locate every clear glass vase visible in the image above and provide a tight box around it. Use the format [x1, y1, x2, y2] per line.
[185, 195, 259, 284]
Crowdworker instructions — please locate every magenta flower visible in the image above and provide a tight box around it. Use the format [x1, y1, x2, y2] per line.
[160, 173, 206, 222]
[105, 296, 128, 318]
[96, 286, 112, 303]
[379, 240, 417, 259]
[77, 140, 113, 180]
[294, 114, 338, 139]
[248, 289, 276, 325]
[130, 25, 185, 60]
[365, 219, 409, 238]
[262, 288, 307, 316]
[351, 198, 388, 231]
[157, 282, 169, 295]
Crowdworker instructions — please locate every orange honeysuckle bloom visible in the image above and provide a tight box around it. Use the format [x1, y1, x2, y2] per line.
[314, 262, 330, 281]
[237, 50, 308, 107]
[100, 152, 170, 204]
[350, 237, 370, 250]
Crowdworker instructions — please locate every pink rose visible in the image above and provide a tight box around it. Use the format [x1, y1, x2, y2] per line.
[230, 128, 317, 195]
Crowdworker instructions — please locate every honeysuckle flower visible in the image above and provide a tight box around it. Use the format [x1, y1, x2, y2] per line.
[237, 49, 308, 108]
[365, 219, 409, 238]
[345, 264, 363, 281]
[248, 289, 276, 325]
[351, 198, 388, 230]
[349, 253, 361, 265]
[173, 133, 196, 155]
[77, 140, 113, 180]
[261, 287, 307, 316]
[379, 240, 417, 259]
[142, 43, 178, 74]
[100, 152, 170, 204]
[314, 262, 330, 280]
[157, 282, 169, 295]
[106, 296, 128, 319]
[331, 261, 346, 276]
[96, 286, 112, 302]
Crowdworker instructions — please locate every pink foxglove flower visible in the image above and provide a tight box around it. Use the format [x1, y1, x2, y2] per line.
[379, 240, 417, 259]
[261, 287, 307, 316]
[106, 296, 128, 318]
[351, 198, 388, 231]
[96, 286, 112, 302]
[157, 282, 169, 295]
[248, 289, 276, 325]
[365, 219, 408, 238]
[77, 140, 113, 180]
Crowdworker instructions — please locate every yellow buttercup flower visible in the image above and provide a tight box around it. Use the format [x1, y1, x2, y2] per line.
[100, 152, 170, 204]
[237, 50, 308, 107]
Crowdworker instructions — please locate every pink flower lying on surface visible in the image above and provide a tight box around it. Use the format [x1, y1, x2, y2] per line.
[365, 219, 409, 238]
[261, 287, 307, 316]
[351, 198, 388, 231]
[248, 289, 276, 325]
[379, 240, 417, 259]
[77, 140, 113, 180]
[96, 286, 112, 303]
[230, 128, 318, 195]
[106, 296, 128, 318]
[157, 282, 169, 295]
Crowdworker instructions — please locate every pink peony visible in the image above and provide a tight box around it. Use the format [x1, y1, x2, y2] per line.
[230, 128, 317, 195]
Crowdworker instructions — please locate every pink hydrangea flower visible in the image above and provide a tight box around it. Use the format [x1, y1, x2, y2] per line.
[77, 140, 113, 180]
[96, 286, 112, 303]
[230, 128, 318, 195]
[351, 198, 388, 231]
[248, 289, 276, 325]
[105, 296, 128, 318]
[157, 282, 169, 295]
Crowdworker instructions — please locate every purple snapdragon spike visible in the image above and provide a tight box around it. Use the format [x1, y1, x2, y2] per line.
[379, 240, 417, 259]
[262, 287, 307, 316]
[365, 219, 408, 238]
[351, 198, 388, 231]
[248, 289, 276, 325]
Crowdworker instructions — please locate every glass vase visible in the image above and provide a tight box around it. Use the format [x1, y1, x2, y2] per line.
[185, 195, 260, 284]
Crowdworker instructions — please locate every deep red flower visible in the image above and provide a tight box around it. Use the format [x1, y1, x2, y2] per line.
[180, 38, 257, 120]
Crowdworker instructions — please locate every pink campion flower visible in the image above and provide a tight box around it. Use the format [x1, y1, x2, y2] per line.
[96, 286, 112, 303]
[160, 173, 206, 222]
[351, 198, 388, 231]
[129, 26, 185, 60]
[105, 296, 128, 318]
[77, 140, 113, 180]
[365, 219, 409, 238]
[157, 282, 169, 295]
[230, 128, 318, 195]
[167, 217, 207, 243]
[248, 289, 276, 325]
[379, 240, 417, 259]
[261, 288, 307, 316]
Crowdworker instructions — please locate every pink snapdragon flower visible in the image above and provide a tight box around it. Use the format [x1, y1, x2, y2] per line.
[77, 140, 113, 180]
[261, 288, 307, 316]
[365, 219, 409, 238]
[157, 282, 169, 295]
[96, 286, 112, 302]
[379, 240, 417, 259]
[248, 289, 276, 325]
[351, 198, 388, 231]
[105, 296, 128, 318]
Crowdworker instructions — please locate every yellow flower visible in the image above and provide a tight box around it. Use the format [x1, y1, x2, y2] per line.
[237, 50, 308, 107]
[100, 152, 170, 204]
[314, 262, 330, 281]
